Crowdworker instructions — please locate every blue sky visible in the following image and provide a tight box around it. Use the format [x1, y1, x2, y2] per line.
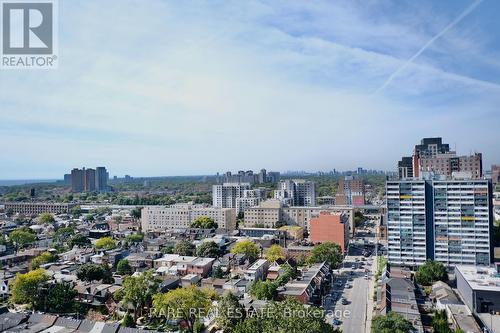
[1, 0, 500, 179]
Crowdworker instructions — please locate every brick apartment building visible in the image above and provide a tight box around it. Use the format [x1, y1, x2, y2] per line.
[309, 211, 349, 252]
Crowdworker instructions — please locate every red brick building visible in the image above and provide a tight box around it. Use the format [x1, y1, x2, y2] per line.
[309, 212, 349, 252]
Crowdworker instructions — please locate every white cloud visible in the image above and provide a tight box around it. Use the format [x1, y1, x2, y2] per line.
[0, 0, 499, 178]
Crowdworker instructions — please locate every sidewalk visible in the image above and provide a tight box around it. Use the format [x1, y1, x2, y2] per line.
[365, 254, 378, 333]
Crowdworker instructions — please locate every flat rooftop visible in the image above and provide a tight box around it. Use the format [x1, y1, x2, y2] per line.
[456, 265, 500, 292]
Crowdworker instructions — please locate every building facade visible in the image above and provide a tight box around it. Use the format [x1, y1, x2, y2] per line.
[141, 203, 237, 232]
[386, 180, 429, 266]
[4, 202, 76, 215]
[212, 183, 251, 212]
[335, 176, 365, 206]
[397, 138, 482, 180]
[309, 212, 349, 252]
[244, 201, 354, 233]
[70, 167, 108, 192]
[386, 179, 493, 267]
[274, 179, 316, 206]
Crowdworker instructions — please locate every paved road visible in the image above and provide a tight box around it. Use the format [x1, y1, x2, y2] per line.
[324, 216, 379, 332]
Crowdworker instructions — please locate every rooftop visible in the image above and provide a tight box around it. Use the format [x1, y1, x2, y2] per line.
[455, 265, 500, 292]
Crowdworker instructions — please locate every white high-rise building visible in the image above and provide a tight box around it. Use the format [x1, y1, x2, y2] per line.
[386, 179, 493, 267]
[212, 183, 265, 213]
[274, 179, 316, 206]
[386, 180, 428, 266]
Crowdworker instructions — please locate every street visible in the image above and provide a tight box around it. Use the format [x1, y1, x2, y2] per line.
[324, 215, 379, 332]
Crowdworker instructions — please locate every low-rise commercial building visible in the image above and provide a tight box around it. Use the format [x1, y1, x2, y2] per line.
[455, 265, 500, 314]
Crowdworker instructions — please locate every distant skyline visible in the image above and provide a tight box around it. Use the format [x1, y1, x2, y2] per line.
[1, 0, 500, 179]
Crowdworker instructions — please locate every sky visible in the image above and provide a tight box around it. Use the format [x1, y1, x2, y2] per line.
[1, 0, 500, 179]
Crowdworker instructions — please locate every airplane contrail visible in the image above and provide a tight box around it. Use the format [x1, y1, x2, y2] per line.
[374, 0, 484, 94]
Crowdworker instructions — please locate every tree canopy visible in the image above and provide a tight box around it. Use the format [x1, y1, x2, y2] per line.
[10, 268, 50, 307]
[31, 251, 58, 269]
[95, 236, 117, 250]
[174, 240, 196, 256]
[152, 286, 218, 333]
[196, 241, 220, 258]
[34, 282, 77, 313]
[216, 292, 246, 333]
[191, 216, 218, 229]
[68, 233, 91, 248]
[38, 212, 55, 224]
[372, 311, 415, 333]
[76, 263, 113, 283]
[264, 244, 285, 262]
[231, 240, 260, 262]
[308, 242, 343, 269]
[415, 260, 447, 286]
[117, 259, 133, 275]
[233, 298, 338, 333]
[126, 233, 144, 243]
[53, 226, 75, 244]
[9, 228, 36, 249]
[431, 310, 453, 333]
[250, 280, 278, 300]
[122, 271, 160, 321]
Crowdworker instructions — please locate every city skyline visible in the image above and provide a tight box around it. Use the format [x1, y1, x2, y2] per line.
[1, 0, 500, 179]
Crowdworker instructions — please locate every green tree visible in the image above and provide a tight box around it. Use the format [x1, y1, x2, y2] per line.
[76, 263, 109, 283]
[53, 226, 75, 244]
[415, 260, 447, 286]
[161, 245, 175, 254]
[174, 240, 196, 256]
[9, 228, 36, 250]
[9, 268, 50, 307]
[117, 259, 133, 275]
[126, 233, 144, 243]
[122, 312, 135, 328]
[231, 240, 260, 262]
[275, 263, 298, 286]
[432, 310, 452, 333]
[492, 220, 500, 246]
[35, 282, 77, 313]
[68, 234, 91, 248]
[212, 266, 225, 278]
[233, 298, 337, 333]
[131, 207, 142, 220]
[308, 242, 343, 269]
[216, 292, 246, 333]
[152, 286, 218, 333]
[122, 271, 160, 321]
[71, 205, 82, 218]
[265, 244, 285, 262]
[95, 237, 117, 250]
[191, 216, 218, 229]
[354, 211, 365, 227]
[250, 280, 278, 300]
[31, 251, 58, 269]
[372, 311, 415, 333]
[38, 212, 55, 224]
[196, 241, 220, 258]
